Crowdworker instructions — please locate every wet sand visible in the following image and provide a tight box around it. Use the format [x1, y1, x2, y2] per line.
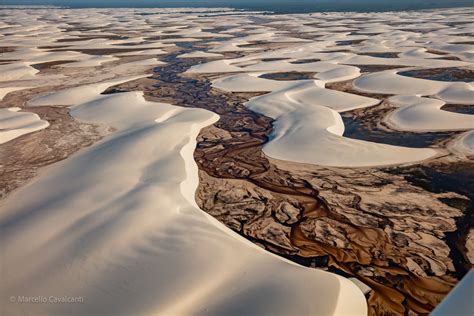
[0, 104, 105, 198]
[101, 45, 472, 315]
[1, 9, 472, 315]
[341, 112, 458, 148]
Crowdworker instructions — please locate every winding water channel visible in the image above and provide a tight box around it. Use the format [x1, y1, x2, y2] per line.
[103, 39, 473, 315]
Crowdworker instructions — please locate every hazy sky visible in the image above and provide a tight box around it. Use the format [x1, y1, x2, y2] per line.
[2, 0, 474, 13]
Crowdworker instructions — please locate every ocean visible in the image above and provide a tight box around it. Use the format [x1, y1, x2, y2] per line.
[2, 0, 474, 13]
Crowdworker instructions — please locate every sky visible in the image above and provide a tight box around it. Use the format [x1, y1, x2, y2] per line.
[2, 0, 474, 13]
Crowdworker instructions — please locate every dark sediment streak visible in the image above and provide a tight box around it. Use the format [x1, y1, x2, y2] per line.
[103, 42, 472, 315]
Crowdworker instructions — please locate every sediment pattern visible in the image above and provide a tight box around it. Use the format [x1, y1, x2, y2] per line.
[1, 6, 473, 316]
[106, 45, 472, 314]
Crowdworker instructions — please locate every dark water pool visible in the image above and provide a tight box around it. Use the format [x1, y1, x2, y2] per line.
[342, 113, 454, 148]
[398, 68, 474, 83]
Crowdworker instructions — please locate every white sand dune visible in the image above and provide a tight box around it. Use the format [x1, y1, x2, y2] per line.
[437, 83, 474, 105]
[430, 42, 474, 55]
[28, 75, 150, 106]
[353, 70, 474, 105]
[213, 73, 307, 92]
[449, 130, 474, 156]
[187, 59, 244, 73]
[113, 58, 166, 67]
[59, 55, 119, 68]
[0, 86, 31, 101]
[243, 60, 358, 74]
[432, 270, 474, 316]
[386, 95, 474, 131]
[245, 81, 437, 167]
[0, 107, 49, 144]
[341, 54, 469, 68]
[314, 65, 361, 83]
[210, 41, 264, 53]
[0, 48, 124, 69]
[399, 48, 447, 60]
[114, 48, 168, 56]
[165, 27, 233, 39]
[190, 58, 362, 84]
[1, 6, 473, 315]
[0, 48, 83, 63]
[53, 38, 174, 51]
[0, 62, 38, 82]
[211, 71, 443, 167]
[178, 51, 223, 58]
[190, 42, 469, 76]
[0, 90, 367, 316]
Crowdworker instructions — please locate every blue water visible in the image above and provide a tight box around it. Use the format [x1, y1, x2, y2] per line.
[2, 0, 474, 13]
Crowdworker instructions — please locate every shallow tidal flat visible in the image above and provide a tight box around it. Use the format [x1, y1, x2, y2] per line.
[0, 6, 473, 316]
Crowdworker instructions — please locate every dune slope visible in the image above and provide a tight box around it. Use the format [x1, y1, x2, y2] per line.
[0, 90, 367, 316]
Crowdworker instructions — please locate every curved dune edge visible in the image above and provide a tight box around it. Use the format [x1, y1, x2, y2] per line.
[0, 107, 49, 144]
[352, 70, 474, 104]
[0, 85, 367, 315]
[212, 75, 439, 167]
[187, 26, 473, 168]
[1, 6, 472, 316]
[448, 130, 474, 156]
[0, 87, 32, 101]
[253, 84, 439, 167]
[431, 270, 474, 316]
[386, 95, 474, 132]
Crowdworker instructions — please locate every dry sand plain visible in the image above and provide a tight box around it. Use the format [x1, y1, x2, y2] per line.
[0, 6, 473, 316]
